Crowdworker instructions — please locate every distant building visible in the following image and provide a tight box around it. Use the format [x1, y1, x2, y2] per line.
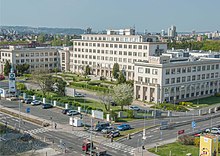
[167, 25, 177, 38]
[0, 46, 60, 73]
[70, 28, 167, 80]
[197, 35, 203, 42]
[161, 30, 165, 37]
[58, 47, 72, 71]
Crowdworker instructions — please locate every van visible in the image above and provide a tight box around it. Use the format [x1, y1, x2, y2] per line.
[94, 122, 110, 131]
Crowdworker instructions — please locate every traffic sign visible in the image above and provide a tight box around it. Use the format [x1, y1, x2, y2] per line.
[192, 121, 196, 128]
[178, 130, 185, 135]
[26, 108, 30, 113]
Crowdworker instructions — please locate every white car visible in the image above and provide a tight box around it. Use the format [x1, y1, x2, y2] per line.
[211, 128, 220, 134]
[74, 92, 85, 97]
[31, 100, 42, 106]
[129, 106, 141, 111]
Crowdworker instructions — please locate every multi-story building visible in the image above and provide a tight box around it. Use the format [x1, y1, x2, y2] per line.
[70, 28, 167, 80]
[0, 46, 60, 73]
[167, 25, 177, 38]
[134, 52, 220, 103]
[58, 47, 72, 71]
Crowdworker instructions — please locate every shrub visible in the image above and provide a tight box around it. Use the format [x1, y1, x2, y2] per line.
[194, 137, 200, 147]
[100, 76, 106, 81]
[215, 93, 220, 97]
[178, 135, 194, 145]
[88, 82, 100, 86]
[127, 110, 134, 118]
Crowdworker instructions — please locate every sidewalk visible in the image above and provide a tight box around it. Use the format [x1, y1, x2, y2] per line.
[134, 148, 159, 156]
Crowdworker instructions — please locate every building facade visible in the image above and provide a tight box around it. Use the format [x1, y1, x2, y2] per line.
[70, 28, 167, 80]
[134, 54, 220, 103]
[0, 46, 60, 73]
[58, 47, 71, 71]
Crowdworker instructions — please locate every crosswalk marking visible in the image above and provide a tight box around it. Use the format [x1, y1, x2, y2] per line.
[24, 128, 51, 135]
[70, 130, 135, 155]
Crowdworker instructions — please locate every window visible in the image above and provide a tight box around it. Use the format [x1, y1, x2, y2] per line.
[152, 78, 157, 84]
[182, 67, 186, 73]
[187, 67, 191, 72]
[197, 75, 201, 80]
[206, 74, 210, 79]
[207, 65, 210, 70]
[166, 69, 170, 75]
[165, 79, 170, 84]
[145, 68, 150, 73]
[133, 45, 137, 49]
[138, 67, 144, 73]
[202, 65, 206, 71]
[177, 77, 180, 83]
[138, 45, 142, 49]
[152, 69, 158, 75]
[177, 68, 181, 74]
[187, 76, 191, 82]
[202, 74, 205, 79]
[145, 77, 150, 83]
[138, 76, 143, 82]
[197, 66, 201, 71]
[128, 52, 132, 56]
[171, 68, 175, 74]
[211, 65, 215, 70]
[216, 64, 219, 69]
[171, 78, 175, 84]
[192, 66, 196, 72]
[192, 75, 196, 81]
[182, 76, 186, 82]
[133, 52, 137, 56]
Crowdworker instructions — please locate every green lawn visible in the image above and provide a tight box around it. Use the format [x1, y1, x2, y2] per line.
[148, 142, 199, 156]
[190, 96, 220, 108]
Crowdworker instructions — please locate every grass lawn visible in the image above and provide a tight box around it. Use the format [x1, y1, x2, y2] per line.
[190, 96, 220, 108]
[148, 142, 199, 156]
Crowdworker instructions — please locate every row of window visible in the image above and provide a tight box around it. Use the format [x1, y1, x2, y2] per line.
[15, 52, 58, 57]
[74, 42, 148, 50]
[1, 53, 11, 57]
[73, 48, 147, 57]
[30, 63, 57, 68]
[165, 73, 219, 84]
[15, 58, 58, 63]
[165, 64, 219, 75]
[138, 67, 158, 75]
[73, 54, 142, 63]
[82, 36, 140, 42]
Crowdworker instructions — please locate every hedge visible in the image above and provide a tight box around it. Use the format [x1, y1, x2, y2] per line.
[70, 82, 109, 92]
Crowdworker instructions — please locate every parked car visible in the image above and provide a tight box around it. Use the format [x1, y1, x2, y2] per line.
[211, 128, 220, 134]
[67, 110, 80, 116]
[129, 106, 141, 111]
[94, 122, 110, 131]
[31, 100, 42, 106]
[205, 128, 211, 133]
[75, 92, 85, 97]
[42, 104, 53, 109]
[117, 124, 131, 131]
[107, 130, 120, 138]
[101, 126, 115, 134]
[62, 109, 71, 114]
[25, 98, 32, 104]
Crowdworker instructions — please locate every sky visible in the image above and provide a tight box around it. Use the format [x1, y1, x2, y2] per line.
[0, 0, 220, 32]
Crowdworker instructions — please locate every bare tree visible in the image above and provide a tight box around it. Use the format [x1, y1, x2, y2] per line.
[99, 92, 112, 112]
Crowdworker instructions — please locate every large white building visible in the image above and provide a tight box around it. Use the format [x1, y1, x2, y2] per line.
[58, 47, 72, 71]
[0, 46, 60, 73]
[70, 28, 167, 80]
[134, 51, 220, 103]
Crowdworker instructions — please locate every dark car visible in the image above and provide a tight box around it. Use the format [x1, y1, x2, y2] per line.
[94, 122, 110, 131]
[42, 104, 53, 109]
[117, 124, 131, 131]
[25, 98, 32, 104]
[62, 109, 71, 114]
[107, 130, 120, 138]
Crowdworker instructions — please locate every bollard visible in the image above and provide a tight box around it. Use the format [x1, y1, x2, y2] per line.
[127, 134, 131, 140]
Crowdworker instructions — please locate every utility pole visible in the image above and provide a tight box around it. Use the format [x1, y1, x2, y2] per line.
[90, 118, 93, 156]
[19, 100, 21, 130]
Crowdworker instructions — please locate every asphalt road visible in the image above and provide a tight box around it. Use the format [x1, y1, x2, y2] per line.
[120, 115, 220, 148]
[0, 112, 129, 156]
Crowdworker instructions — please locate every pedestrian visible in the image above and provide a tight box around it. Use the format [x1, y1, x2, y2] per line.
[54, 123, 57, 129]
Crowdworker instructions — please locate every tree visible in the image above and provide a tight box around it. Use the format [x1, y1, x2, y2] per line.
[112, 84, 133, 110]
[31, 70, 54, 96]
[4, 60, 11, 76]
[37, 34, 46, 43]
[99, 92, 112, 112]
[117, 71, 126, 84]
[16, 63, 30, 75]
[53, 78, 66, 96]
[85, 65, 91, 75]
[112, 63, 119, 79]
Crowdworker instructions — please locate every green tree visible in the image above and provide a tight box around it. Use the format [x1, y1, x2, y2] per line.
[16, 63, 30, 75]
[117, 71, 126, 84]
[4, 60, 11, 76]
[99, 92, 112, 112]
[85, 65, 91, 75]
[31, 70, 53, 96]
[51, 35, 63, 46]
[53, 78, 66, 96]
[112, 63, 119, 79]
[37, 34, 46, 43]
[112, 84, 133, 110]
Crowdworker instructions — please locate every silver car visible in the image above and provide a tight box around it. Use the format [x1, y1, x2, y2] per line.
[101, 127, 114, 134]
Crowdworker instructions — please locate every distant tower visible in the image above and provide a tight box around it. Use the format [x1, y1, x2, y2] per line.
[168, 25, 177, 38]
[85, 27, 92, 34]
[161, 29, 165, 36]
[8, 66, 16, 95]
